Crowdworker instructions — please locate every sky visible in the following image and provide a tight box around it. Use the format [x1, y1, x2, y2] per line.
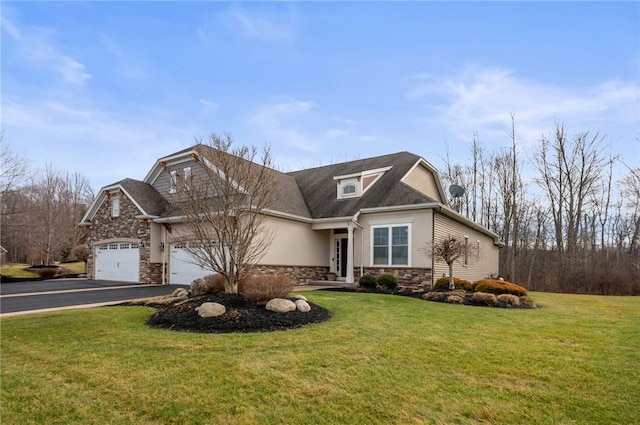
[1, 1, 639, 191]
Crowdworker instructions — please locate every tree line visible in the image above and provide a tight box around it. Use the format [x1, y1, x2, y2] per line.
[439, 118, 639, 295]
[1, 138, 94, 265]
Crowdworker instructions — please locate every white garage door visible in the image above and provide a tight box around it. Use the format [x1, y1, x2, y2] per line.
[170, 243, 215, 285]
[95, 242, 140, 282]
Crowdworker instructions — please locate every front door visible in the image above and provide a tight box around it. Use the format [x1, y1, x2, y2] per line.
[335, 238, 348, 278]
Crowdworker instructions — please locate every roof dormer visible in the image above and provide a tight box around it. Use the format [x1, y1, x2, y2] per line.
[334, 166, 392, 200]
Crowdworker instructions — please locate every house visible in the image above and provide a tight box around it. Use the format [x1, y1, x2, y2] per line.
[80, 145, 502, 286]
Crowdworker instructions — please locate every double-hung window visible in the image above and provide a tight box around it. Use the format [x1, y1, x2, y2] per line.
[169, 170, 178, 194]
[372, 224, 410, 266]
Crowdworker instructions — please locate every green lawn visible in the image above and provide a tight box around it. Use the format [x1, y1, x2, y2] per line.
[1, 292, 638, 424]
[0, 261, 85, 278]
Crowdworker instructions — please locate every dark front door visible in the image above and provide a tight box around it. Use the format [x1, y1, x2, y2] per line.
[340, 238, 348, 278]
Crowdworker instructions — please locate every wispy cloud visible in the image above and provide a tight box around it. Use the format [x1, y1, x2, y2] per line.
[225, 5, 295, 43]
[248, 97, 360, 153]
[406, 65, 639, 146]
[1, 15, 91, 85]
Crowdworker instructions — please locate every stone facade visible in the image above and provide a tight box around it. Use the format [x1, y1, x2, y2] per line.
[86, 191, 157, 284]
[250, 264, 330, 284]
[354, 267, 432, 285]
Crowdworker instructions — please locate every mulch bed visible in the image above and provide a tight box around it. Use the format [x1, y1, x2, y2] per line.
[127, 293, 332, 334]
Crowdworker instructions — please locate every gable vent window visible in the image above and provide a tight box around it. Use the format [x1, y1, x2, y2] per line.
[169, 170, 178, 194]
[343, 184, 356, 195]
[112, 198, 120, 218]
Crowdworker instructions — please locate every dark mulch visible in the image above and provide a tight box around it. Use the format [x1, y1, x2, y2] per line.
[129, 293, 332, 334]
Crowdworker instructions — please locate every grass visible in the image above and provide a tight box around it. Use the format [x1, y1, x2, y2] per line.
[1, 291, 639, 424]
[0, 263, 39, 278]
[0, 261, 85, 278]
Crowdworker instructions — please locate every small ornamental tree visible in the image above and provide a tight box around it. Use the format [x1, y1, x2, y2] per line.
[425, 235, 478, 290]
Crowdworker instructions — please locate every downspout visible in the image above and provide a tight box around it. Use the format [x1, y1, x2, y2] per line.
[161, 226, 166, 285]
[352, 211, 364, 279]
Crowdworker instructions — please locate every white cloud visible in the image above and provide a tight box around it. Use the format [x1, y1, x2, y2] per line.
[248, 97, 361, 153]
[406, 65, 639, 148]
[226, 5, 295, 43]
[1, 15, 91, 85]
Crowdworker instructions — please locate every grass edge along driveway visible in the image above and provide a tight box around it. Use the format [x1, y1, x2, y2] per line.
[1, 291, 639, 425]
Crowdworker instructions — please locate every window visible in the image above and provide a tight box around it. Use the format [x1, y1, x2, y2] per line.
[169, 170, 178, 194]
[184, 167, 192, 189]
[112, 198, 120, 217]
[372, 224, 410, 266]
[343, 184, 356, 195]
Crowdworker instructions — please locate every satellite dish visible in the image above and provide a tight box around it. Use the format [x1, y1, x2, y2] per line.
[449, 184, 465, 198]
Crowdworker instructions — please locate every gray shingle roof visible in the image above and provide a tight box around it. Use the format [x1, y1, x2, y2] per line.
[119, 178, 171, 216]
[287, 151, 436, 219]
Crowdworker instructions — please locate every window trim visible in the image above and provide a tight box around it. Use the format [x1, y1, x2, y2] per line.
[169, 170, 178, 194]
[370, 223, 411, 267]
[111, 198, 120, 218]
[463, 235, 469, 266]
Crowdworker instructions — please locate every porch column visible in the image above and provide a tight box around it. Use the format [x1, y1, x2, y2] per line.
[346, 222, 354, 284]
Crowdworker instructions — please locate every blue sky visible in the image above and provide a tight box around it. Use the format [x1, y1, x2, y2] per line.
[2, 1, 638, 191]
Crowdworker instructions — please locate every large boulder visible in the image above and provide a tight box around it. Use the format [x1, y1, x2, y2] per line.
[295, 299, 311, 312]
[196, 302, 226, 318]
[171, 288, 189, 298]
[190, 278, 210, 296]
[292, 294, 307, 301]
[265, 298, 297, 313]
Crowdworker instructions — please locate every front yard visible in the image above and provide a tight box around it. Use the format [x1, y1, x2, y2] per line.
[1, 291, 638, 424]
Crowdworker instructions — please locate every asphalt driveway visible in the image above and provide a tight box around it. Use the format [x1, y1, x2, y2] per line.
[0, 279, 182, 317]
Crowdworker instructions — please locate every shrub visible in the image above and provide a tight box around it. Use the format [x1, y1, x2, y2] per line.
[433, 276, 473, 291]
[358, 274, 378, 289]
[203, 274, 226, 293]
[472, 292, 497, 305]
[35, 267, 59, 279]
[519, 295, 538, 308]
[473, 279, 528, 296]
[239, 275, 295, 304]
[377, 274, 398, 290]
[497, 294, 520, 306]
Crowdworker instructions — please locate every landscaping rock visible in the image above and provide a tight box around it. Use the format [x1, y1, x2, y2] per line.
[171, 288, 189, 298]
[196, 302, 226, 318]
[472, 292, 497, 304]
[447, 295, 464, 304]
[292, 295, 308, 301]
[190, 278, 210, 296]
[265, 298, 297, 313]
[295, 299, 311, 312]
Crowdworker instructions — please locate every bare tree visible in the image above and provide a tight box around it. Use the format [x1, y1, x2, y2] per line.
[426, 235, 477, 289]
[175, 134, 281, 293]
[0, 135, 30, 194]
[534, 123, 608, 255]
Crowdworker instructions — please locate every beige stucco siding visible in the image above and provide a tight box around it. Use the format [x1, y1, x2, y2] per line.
[357, 209, 434, 268]
[433, 212, 499, 282]
[402, 163, 443, 202]
[260, 216, 329, 266]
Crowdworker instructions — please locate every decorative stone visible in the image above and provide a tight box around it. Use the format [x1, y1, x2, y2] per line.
[447, 295, 464, 304]
[190, 278, 209, 296]
[265, 298, 297, 313]
[295, 299, 311, 312]
[171, 288, 189, 298]
[292, 295, 307, 301]
[196, 302, 226, 318]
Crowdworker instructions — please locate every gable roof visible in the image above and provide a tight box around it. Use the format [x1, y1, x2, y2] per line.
[287, 151, 438, 219]
[80, 178, 170, 224]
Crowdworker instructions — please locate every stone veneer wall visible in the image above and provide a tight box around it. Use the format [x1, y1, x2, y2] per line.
[86, 192, 155, 284]
[250, 264, 330, 284]
[355, 267, 433, 285]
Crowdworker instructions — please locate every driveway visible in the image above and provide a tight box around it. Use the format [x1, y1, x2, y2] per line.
[0, 279, 181, 317]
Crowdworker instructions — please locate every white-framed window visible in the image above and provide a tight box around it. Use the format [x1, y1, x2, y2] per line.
[112, 198, 120, 217]
[183, 167, 192, 185]
[371, 224, 411, 266]
[169, 170, 178, 194]
[342, 184, 357, 195]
